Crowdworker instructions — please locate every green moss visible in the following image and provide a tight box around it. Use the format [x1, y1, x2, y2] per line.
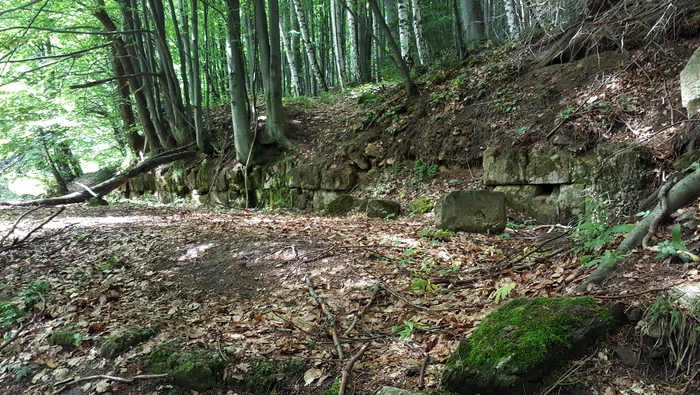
[323, 379, 341, 395]
[100, 326, 158, 360]
[50, 330, 80, 349]
[409, 197, 435, 215]
[324, 194, 355, 215]
[459, 297, 612, 371]
[147, 343, 224, 392]
[243, 362, 276, 394]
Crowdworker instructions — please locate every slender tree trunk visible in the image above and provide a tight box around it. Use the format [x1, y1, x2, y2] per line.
[279, 19, 301, 96]
[93, 0, 162, 152]
[291, 0, 328, 91]
[458, 0, 486, 50]
[170, 0, 191, 116]
[331, 0, 346, 88]
[190, 0, 209, 152]
[254, 0, 291, 147]
[368, 0, 417, 97]
[397, 0, 410, 63]
[411, 0, 428, 65]
[503, 0, 519, 39]
[39, 135, 69, 195]
[225, 0, 253, 163]
[346, 0, 362, 83]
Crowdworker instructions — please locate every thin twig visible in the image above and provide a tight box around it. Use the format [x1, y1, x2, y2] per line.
[19, 207, 65, 244]
[589, 279, 687, 300]
[418, 354, 430, 390]
[0, 323, 24, 353]
[305, 273, 344, 359]
[0, 206, 42, 245]
[344, 283, 382, 336]
[338, 342, 370, 395]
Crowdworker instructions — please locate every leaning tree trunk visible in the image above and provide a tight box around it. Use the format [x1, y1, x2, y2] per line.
[368, 0, 417, 97]
[291, 0, 328, 91]
[578, 169, 700, 290]
[225, 0, 253, 162]
[0, 146, 197, 207]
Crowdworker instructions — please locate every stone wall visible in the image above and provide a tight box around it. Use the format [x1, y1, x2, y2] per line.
[484, 144, 653, 223]
[122, 156, 358, 211]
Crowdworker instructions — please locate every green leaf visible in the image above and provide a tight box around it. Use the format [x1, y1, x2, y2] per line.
[671, 224, 683, 245]
[609, 224, 635, 233]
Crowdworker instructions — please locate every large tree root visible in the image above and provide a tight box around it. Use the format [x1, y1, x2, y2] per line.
[0, 145, 197, 207]
[578, 169, 700, 291]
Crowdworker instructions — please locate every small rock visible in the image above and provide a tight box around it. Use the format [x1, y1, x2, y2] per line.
[364, 143, 384, 158]
[366, 199, 401, 219]
[614, 346, 638, 367]
[375, 386, 421, 395]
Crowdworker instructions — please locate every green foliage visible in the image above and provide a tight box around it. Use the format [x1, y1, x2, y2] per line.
[571, 195, 634, 266]
[1, 364, 31, 381]
[413, 159, 439, 182]
[640, 294, 700, 369]
[392, 320, 428, 339]
[556, 106, 575, 121]
[489, 283, 516, 304]
[580, 249, 628, 268]
[656, 224, 695, 263]
[398, 247, 419, 266]
[323, 379, 341, 395]
[410, 277, 438, 295]
[420, 227, 452, 241]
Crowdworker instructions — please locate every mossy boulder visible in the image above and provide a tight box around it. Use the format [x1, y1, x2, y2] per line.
[409, 197, 435, 215]
[442, 297, 616, 395]
[50, 330, 81, 350]
[366, 199, 401, 219]
[147, 343, 224, 392]
[100, 326, 158, 360]
[483, 148, 528, 185]
[324, 194, 355, 215]
[526, 151, 571, 184]
[435, 190, 506, 234]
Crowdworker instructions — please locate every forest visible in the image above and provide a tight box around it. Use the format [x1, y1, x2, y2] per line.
[1, 0, 700, 394]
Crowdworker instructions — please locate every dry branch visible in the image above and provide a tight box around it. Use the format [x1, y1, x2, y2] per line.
[51, 374, 168, 395]
[338, 342, 370, 395]
[305, 273, 344, 359]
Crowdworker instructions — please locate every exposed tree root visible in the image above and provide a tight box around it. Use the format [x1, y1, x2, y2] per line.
[338, 342, 370, 395]
[578, 169, 700, 291]
[305, 273, 344, 359]
[0, 144, 197, 207]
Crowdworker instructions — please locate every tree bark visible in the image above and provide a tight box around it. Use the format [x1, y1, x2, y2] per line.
[291, 0, 328, 91]
[279, 18, 301, 97]
[411, 0, 429, 64]
[397, 0, 411, 63]
[225, 0, 253, 163]
[368, 0, 417, 97]
[578, 169, 700, 290]
[458, 0, 486, 50]
[331, 0, 346, 88]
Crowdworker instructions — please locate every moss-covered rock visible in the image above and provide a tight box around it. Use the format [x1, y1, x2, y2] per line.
[288, 164, 322, 189]
[409, 197, 435, 215]
[147, 342, 224, 392]
[242, 362, 277, 394]
[320, 165, 358, 191]
[435, 190, 506, 233]
[442, 297, 615, 395]
[324, 194, 355, 215]
[483, 148, 528, 185]
[526, 151, 571, 184]
[50, 330, 81, 350]
[100, 327, 158, 360]
[366, 199, 401, 219]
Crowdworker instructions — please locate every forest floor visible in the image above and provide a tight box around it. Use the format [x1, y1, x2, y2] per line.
[0, 202, 698, 395]
[2, 32, 700, 395]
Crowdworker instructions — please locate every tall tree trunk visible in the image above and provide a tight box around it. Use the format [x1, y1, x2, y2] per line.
[397, 0, 411, 63]
[411, 0, 428, 65]
[225, 0, 253, 162]
[254, 0, 291, 147]
[368, 0, 417, 97]
[458, 0, 486, 50]
[346, 0, 362, 83]
[190, 0, 209, 152]
[291, 0, 328, 91]
[331, 0, 346, 88]
[39, 134, 69, 195]
[148, 0, 193, 146]
[503, 0, 519, 39]
[170, 0, 191, 116]
[279, 18, 301, 97]
[93, 0, 162, 152]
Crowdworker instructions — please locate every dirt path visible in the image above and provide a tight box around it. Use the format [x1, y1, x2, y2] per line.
[0, 205, 690, 394]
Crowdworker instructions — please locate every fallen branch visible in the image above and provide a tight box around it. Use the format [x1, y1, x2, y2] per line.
[0, 206, 42, 245]
[51, 373, 168, 395]
[343, 283, 382, 336]
[0, 323, 24, 353]
[305, 273, 344, 359]
[589, 279, 687, 300]
[0, 207, 65, 252]
[578, 168, 700, 290]
[338, 342, 370, 395]
[418, 354, 430, 390]
[0, 144, 196, 206]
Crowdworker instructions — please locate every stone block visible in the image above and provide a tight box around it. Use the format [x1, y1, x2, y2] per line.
[526, 150, 571, 184]
[557, 184, 587, 221]
[366, 199, 401, 219]
[593, 144, 653, 209]
[313, 190, 340, 211]
[493, 185, 538, 213]
[526, 195, 560, 224]
[320, 165, 358, 191]
[288, 164, 322, 189]
[435, 190, 506, 233]
[483, 148, 528, 185]
[324, 194, 355, 215]
[681, 45, 700, 117]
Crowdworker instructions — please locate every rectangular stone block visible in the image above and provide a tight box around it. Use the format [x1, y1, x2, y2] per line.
[483, 148, 528, 185]
[526, 151, 571, 184]
[435, 190, 506, 233]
